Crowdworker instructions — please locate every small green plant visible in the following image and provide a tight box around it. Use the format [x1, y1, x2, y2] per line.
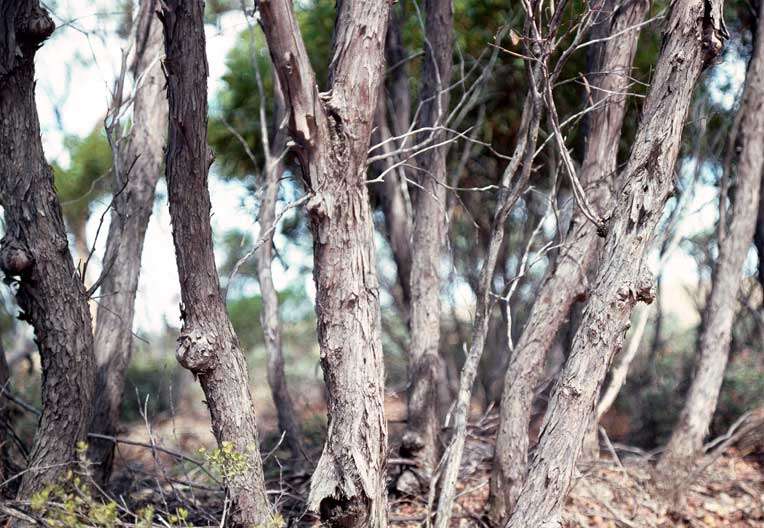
[29, 468, 119, 527]
[197, 441, 253, 480]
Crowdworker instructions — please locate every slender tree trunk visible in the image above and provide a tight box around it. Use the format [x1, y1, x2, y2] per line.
[0, 1, 96, 498]
[371, 87, 413, 320]
[87, 0, 168, 484]
[373, 10, 414, 317]
[662, 3, 764, 462]
[399, 0, 454, 491]
[159, 2, 272, 525]
[435, 85, 543, 528]
[505, 0, 727, 523]
[255, 1, 391, 525]
[0, 339, 10, 494]
[254, 84, 304, 462]
[487, 1, 649, 521]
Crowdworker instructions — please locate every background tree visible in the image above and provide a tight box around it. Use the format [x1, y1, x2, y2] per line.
[87, 0, 169, 483]
[663, 0, 764, 461]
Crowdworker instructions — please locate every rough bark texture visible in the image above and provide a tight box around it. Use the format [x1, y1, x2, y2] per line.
[159, 1, 271, 525]
[505, 0, 726, 524]
[0, 0, 96, 498]
[254, 85, 304, 462]
[488, 0, 649, 520]
[255, 1, 390, 526]
[662, 3, 764, 461]
[87, 0, 168, 484]
[399, 0, 454, 490]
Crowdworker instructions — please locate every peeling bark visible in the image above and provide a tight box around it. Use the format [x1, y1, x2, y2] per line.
[662, 1, 764, 462]
[159, 1, 271, 525]
[398, 0, 454, 491]
[0, 0, 96, 498]
[255, 1, 391, 525]
[505, 0, 727, 523]
[488, 0, 649, 520]
[87, 0, 168, 484]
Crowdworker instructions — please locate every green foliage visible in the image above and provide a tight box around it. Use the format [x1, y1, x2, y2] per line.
[197, 441, 254, 481]
[51, 128, 112, 236]
[29, 443, 119, 527]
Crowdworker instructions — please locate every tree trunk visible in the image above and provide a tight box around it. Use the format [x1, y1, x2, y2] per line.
[487, 1, 649, 521]
[505, 0, 727, 523]
[0, 1, 96, 498]
[399, 0, 453, 491]
[254, 84, 304, 462]
[159, 2, 272, 525]
[435, 86, 543, 528]
[662, 2, 764, 462]
[255, 1, 391, 526]
[87, 0, 168, 484]
[372, 10, 413, 318]
[0, 339, 10, 495]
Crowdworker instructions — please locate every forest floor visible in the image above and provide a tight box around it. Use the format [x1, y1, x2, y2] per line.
[93, 398, 764, 528]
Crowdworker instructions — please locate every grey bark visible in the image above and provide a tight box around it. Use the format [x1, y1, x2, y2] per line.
[488, 0, 649, 520]
[159, 1, 272, 525]
[87, 0, 168, 484]
[662, 1, 764, 461]
[254, 83, 304, 462]
[399, 0, 454, 489]
[254, 1, 391, 526]
[435, 82, 543, 528]
[505, 0, 727, 523]
[0, 0, 96, 498]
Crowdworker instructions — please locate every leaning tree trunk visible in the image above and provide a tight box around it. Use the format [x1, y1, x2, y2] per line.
[253, 1, 392, 526]
[434, 81, 543, 528]
[159, 1, 271, 525]
[662, 3, 764, 462]
[88, 0, 168, 484]
[0, 1, 96, 498]
[253, 83, 304, 462]
[488, 0, 649, 520]
[398, 0, 454, 492]
[505, 0, 727, 524]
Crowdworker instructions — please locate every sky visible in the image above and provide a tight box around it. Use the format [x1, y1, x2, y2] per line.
[31, 0, 752, 339]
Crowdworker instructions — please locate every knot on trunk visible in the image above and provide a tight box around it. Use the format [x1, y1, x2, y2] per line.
[616, 270, 655, 305]
[0, 242, 32, 278]
[176, 328, 217, 373]
[18, 5, 55, 46]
